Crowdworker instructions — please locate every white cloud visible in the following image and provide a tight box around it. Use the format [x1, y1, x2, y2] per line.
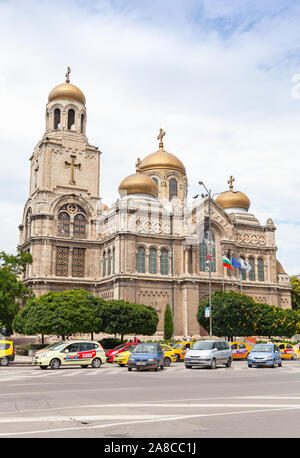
[0, 0, 299, 274]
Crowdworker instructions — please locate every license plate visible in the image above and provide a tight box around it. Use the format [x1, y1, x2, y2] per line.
[137, 361, 146, 365]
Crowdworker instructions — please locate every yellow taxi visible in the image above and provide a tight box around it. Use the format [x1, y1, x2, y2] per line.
[114, 350, 132, 367]
[230, 342, 253, 360]
[171, 341, 195, 361]
[0, 340, 15, 366]
[161, 344, 177, 367]
[277, 342, 300, 360]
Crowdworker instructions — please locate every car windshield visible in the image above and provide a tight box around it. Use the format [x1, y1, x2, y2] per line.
[44, 342, 65, 351]
[133, 344, 158, 354]
[252, 344, 273, 353]
[52, 343, 70, 351]
[112, 344, 126, 351]
[192, 341, 215, 350]
[172, 343, 184, 349]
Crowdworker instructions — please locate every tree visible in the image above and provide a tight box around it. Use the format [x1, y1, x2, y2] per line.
[99, 300, 159, 342]
[164, 304, 174, 339]
[197, 290, 256, 340]
[290, 276, 300, 311]
[13, 289, 104, 338]
[0, 250, 33, 335]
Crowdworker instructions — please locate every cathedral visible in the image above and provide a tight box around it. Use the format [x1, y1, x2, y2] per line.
[18, 70, 292, 336]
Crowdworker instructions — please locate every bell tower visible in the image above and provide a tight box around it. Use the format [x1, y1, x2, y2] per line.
[19, 69, 103, 296]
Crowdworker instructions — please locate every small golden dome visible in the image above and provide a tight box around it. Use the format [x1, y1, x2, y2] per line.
[216, 190, 250, 210]
[139, 149, 186, 174]
[118, 173, 158, 198]
[48, 82, 86, 105]
[215, 176, 250, 210]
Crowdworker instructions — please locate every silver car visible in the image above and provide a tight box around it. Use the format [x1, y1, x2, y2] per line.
[184, 340, 232, 369]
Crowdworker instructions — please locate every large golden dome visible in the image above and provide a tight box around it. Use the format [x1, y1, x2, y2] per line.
[139, 149, 186, 174]
[118, 173, 158, 198]
[48, 82, 86, 105]
[215, 176, 250, 211]
[138, 129, 186, 175]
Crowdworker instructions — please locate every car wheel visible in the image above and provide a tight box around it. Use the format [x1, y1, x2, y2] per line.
[278, 360, 282, 367]
[272, 359, 276, 368]
[210, 358, 216, 369]
[50, 358, 61, 370]
[185, 365, 192, 369]
[160, 362, 164, 370]
[0, 357, 9, 367]
[292, 354, 297, 360]
[248, 363, 252, 368]
[128, 367, 132, 371]
[225, 357, 232, 368]
[40, 365, 48, 370]
[164, 357, 171, 367]
[176, 354, 180, 362]
[119, 364, 125, 367]
[91, 358, 101, 369]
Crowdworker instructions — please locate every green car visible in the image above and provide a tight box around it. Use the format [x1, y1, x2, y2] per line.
[32, 340, 106, 370]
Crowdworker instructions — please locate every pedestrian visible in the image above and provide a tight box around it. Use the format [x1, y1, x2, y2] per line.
[1, 326, 6, 336]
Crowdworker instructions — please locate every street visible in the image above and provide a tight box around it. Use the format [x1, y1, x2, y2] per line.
[1, 359, 300, 438]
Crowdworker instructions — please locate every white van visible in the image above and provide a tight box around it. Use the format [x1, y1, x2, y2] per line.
[184, 340, 232, 369]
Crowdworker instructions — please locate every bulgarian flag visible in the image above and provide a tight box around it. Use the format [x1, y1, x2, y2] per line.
[223, 256, 234, 270]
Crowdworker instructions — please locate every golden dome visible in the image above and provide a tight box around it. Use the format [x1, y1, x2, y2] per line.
[138, 129, 186, 175]
[139, 149, 186, 174]
[48, 73, 86, 105]
[215, 176, 250, 210]
[118, 173, 158, 198]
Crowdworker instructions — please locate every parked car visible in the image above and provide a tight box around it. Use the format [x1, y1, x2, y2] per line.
[277, 342, 300, 360]
[230, 342, 253, 360]
[114, 350, 132, 367]
[184, 340, 232, 369]
[161, 344, 177, 367]
[171, 341, 195, 361]
[105, 343, 138, 363]
[32, 340, 106, 369]
[127, 343, 165, 371]
[0, 340, 15, 366]
[247, 343, 282, 368]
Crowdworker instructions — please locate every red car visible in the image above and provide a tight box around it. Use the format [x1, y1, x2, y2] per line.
[105, 343, 138, 362]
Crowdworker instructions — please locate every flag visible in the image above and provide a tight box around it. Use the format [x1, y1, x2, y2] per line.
[223, 256, 233, 270]
[232, 257, 241, 269]
[240, 259, 251, 272]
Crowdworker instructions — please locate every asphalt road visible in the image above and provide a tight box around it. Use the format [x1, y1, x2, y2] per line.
[1, 359, 300, 438]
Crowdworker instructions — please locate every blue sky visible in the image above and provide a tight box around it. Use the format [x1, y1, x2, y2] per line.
[0, 0, 299, 274]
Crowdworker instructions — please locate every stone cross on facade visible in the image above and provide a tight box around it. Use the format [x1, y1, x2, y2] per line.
[65, 154, 81, 185]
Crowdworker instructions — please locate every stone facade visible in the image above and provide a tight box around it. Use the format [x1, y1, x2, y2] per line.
[18, 75, 292, 336]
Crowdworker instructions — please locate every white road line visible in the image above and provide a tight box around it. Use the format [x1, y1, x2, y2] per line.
[0, 405, 298, 437]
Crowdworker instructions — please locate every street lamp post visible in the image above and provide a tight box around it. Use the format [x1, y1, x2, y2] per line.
[198, 181, 213, 337]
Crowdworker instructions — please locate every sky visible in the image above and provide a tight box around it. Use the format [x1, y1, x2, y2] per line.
[0, 0, 299, 274]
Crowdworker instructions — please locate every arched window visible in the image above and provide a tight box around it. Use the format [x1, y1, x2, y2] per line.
[169, 178, 178, 200]
[249, 258, 255, 281]
[149, 248, 157, 274]
[54, 108, 61, 129]
[80, 114, 85, 134]
[240, 256, 246, 281]
[67, 109, 75, 130]
[137, 247, 146, 273]
[73, 213, 86, 239]
[103, 252, 106, 277]
[258, 258, 264, 281]
[57, 211, 70, 237]
[107, 250, 112, 276]
[199, 231, 216, 272]
[160, 249, 169, 275]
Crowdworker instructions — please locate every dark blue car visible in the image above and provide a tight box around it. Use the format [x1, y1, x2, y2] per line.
[128, 343, 165, 371]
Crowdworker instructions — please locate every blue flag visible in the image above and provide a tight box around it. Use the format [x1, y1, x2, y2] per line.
[232, 257, 241, 269]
